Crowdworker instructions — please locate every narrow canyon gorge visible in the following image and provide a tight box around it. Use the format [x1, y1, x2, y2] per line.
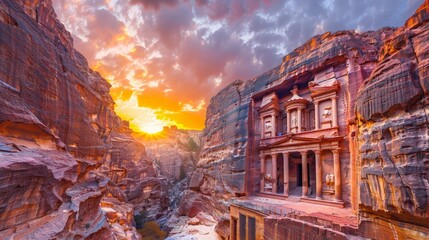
[0, 0, 428, 239]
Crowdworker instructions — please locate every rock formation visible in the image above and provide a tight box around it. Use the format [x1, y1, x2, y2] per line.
[131, 128, 204, 235]
[0, 0, 162, 239]
[355, 1, 429, 238]
[1, 0, 428, 239]
[185, 28, 393, 237]
[184, 1, 429, 239]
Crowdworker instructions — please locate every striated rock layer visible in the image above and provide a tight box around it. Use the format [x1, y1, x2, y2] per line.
[355, 1, 429, 238]
[184, 29, 390, 238]
[0, 0, 161, 239]
[132, 128, 201, 225]
[185, 1, 429, 239]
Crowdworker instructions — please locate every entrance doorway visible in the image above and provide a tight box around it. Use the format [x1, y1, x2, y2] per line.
[297, 163, 310, 187]
[276, 153, 284, 194]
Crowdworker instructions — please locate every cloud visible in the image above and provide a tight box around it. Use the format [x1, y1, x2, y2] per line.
[154, 4, 194, 48]
[136, 87, 182, 112]
[130, 0, 180, 10]
[53, 0, 423, 132]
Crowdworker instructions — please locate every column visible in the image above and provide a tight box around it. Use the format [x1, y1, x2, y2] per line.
[297, 108, 302, 132]
[260, 116, 265, 137]
[314, 101, 319, 130]
[301, 151, 308, 197]
[315, 150, 322, 199]
[331, 97, 338, 128]
[286, 110, 291, 133]
[260, 154, 265, 193]
[333, 149, 342, 201]
[283, 152, 289, 196]
[272, 154, 277, 194]
[230, 217, 237, 240]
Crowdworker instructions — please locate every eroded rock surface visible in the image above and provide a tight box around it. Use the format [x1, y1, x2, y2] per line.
[131, 128, 201, 233]
[183, 1, 429, 239]
[0, 0, 161, 238]
[356, 1, 429, 236]
[182, 27, 395, 236]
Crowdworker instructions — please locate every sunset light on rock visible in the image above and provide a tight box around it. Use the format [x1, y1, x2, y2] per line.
[2, 0, 428, 239]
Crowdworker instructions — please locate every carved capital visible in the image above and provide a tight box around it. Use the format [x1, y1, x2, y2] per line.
[332, 149, 340, 155]
[283, 152, 290, 158]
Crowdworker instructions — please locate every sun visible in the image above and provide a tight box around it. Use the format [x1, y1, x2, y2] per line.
[137, 121, 164, 134]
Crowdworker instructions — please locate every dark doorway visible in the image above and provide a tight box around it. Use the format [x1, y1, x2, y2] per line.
[276, 154, 284, 194]
[248, 217, 256, 240]
[297, 164, 310, 187]
[239, 214, 246, 240]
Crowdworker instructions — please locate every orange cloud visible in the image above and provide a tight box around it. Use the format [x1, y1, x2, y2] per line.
[156, 109, 206, 130]
[136, 88, 182, 112]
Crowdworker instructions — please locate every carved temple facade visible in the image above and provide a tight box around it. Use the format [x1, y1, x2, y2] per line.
[257, 82, 344, 205]
[230, 63, 361, 239]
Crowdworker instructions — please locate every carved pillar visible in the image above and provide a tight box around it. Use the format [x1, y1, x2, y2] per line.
[301, 151, 308, 197]
[297, 108, 302, 133]
[315, 150, 322, 199]
[333, 149, 342, 201]
[314, 101, 319, 130]
[286, 110, 291, 133]
[260, 154, 265, 193]
[283, 152, 289, 196]
[272, 154, 277, 194]
[260, 116, 265, 137]
[331, 97, 338, 128]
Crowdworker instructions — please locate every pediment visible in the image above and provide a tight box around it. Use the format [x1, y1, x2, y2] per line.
[263, 134, 343, 149]
[268, 135, 320, 147]
[259, 101, 280, 113]
[259, 92, 280, 113]
[308, 80, 340, 97]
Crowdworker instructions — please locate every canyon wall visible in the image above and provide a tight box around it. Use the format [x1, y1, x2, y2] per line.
[185, 1, 429, 239]
[185, 28, 392, 237]
[0, 0, 163, 239]
[132, 128, 201, 226]
[356, 1, 429, 238]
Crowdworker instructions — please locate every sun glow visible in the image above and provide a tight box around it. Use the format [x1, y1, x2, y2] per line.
[137, 121, 164, 134]
[114, 93, 166, 134]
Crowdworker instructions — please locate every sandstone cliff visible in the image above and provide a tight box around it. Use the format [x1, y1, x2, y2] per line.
[355, 1, 429, 238]
[182, 29, 391, 238]
[0, 0, 161, 239]
[185, 1, 429, 239]
[131, 128, 201, 229]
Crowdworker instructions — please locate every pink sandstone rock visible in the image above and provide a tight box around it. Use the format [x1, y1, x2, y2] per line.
[0, 0, 164, 238]
[355, 0, 429, 237]
[183, 1, 429, 239]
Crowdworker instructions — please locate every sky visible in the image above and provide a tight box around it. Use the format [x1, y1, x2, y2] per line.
[53, 0, 422, 134]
